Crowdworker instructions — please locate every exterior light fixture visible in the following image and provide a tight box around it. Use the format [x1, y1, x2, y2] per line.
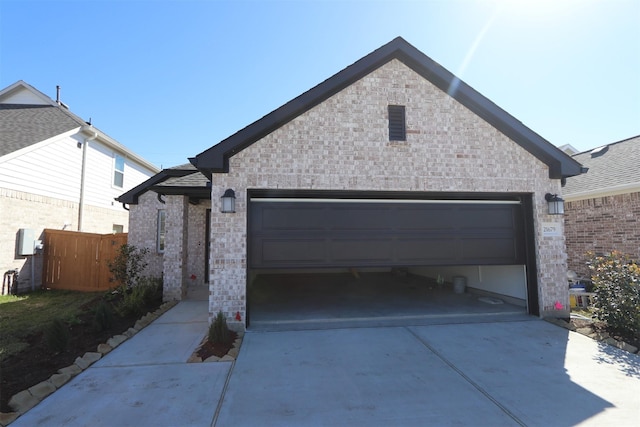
[545, 193, 565, 215]
[220, 189, 236, 213]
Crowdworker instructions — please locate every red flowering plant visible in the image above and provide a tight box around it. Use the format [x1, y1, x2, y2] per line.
[587, 251, 640, 339]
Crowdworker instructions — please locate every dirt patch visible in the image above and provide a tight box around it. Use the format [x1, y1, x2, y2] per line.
[0, 294, 162, 413]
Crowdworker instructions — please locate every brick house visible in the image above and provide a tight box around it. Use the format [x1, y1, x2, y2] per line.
[0, 81, 159, 294]
[119, 37, 584, 329]
[563, 135, 640, 278]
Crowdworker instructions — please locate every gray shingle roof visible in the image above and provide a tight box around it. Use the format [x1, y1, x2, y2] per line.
[0, 104, 85, 156]
[563, 135, 640, 197]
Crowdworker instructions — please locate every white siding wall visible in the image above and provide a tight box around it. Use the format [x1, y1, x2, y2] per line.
[0, 131, 84, 201]
[1, 132, 155, 212]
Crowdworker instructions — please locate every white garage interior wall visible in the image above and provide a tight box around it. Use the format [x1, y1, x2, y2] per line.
[409, 265, 527, 306]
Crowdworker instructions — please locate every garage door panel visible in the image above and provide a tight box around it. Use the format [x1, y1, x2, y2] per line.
[461, 238, 518, 262]
[395, 238, 458, 262]
[330, 239, 393, 261]
[257, 239, 326, 264]
[395, 207, 457, 230]
[259, 207, 326, 231]
[249, 199, 525, 268]
[329, 207, 394, 231]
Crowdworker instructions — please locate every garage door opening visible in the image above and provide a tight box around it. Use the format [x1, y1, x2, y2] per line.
[246, 191, 538, 329]
[248, 268, 528, 330]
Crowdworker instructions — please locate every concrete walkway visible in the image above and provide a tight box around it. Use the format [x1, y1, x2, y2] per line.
[10, 300, 230, 427]
[10, 302, 640, 426]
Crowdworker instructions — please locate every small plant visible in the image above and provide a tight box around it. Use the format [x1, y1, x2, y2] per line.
[93, 300, 114, 332]
[208, 311, 231, 344]
[45, 318, 70, 353]
[107, 244, 150, 289]
[588, 251, 640, 339]
[115, 278, 162, 317]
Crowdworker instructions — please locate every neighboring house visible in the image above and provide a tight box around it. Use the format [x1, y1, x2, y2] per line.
[0, 80, 160, 294]
[119, 37, 584, 329]
[563, 135, 640, 278]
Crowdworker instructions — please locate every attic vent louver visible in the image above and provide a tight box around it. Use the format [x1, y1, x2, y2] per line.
[388, 105, 406, 141]
[590, 145, 609, 158]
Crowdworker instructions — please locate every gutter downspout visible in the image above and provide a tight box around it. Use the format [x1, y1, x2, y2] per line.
[78, 130, 98, 231]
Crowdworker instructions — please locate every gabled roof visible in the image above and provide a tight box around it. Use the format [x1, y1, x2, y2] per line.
[0, 80, 159, 173]
[190, 37, 584, 180]
[116, 163, 210, 205]
[563, 135, 640, 200]
[0, 81, 88, 157]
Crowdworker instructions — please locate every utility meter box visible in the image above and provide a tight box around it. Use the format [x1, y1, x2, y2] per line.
[17, 228, 36, 256]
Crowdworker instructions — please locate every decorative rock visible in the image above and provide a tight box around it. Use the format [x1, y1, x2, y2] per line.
[58, 364, 82, 377]
[227, 348, 239, 358]
[74, 352, 101, 370]
[0, 411, 19, 425]
[97, 343, 113, 354]
[591, 332, 610, 341]
[8, 390, 39, 413]
[610, 340, 638, 354]
[205, 355, 220, 362]
[107, 334, 128, 348]
[48, 373, 71, 388]
[187, 354, 202, 363]
[134, 320, 146, 330]
[576, 327, 592, 336]
[124, 327, 138, 338]
[220, 355, 235, 362]
[28, 381, 56, 400]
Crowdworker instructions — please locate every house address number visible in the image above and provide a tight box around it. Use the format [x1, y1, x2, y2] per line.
[542, 222, 561, 237]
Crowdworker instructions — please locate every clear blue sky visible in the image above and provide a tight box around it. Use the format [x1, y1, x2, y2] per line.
[1, 0, 638, 169]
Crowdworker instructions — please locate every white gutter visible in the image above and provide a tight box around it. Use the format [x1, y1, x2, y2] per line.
[78, 130, 98, 231]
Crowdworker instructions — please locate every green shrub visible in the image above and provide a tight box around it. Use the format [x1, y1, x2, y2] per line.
[45, 318, 70, 353]
[107, 244, 149, 289]
[588, 251, 640, 338]
[93, 300, 114, 332]
[208, 311, 231, 344]
[115, 278, 162, 317]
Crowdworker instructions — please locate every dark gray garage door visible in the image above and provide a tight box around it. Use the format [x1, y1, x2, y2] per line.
[249, 198, 525, 269]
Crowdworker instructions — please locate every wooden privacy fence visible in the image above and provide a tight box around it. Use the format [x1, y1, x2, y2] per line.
[42, 229, 127, 292]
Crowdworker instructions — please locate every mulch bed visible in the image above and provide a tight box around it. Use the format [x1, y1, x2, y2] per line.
[0, 295, 162, 413]
[568, 317, 640, 351]
[196, 331, 237, 360]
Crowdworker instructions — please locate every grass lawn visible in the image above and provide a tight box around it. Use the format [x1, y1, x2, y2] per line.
[0, 290, 103, 362]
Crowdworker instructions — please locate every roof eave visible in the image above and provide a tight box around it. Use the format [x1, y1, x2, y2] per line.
[193, 37, 586, 180]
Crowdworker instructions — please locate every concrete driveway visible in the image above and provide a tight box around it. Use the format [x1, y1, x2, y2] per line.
[10, 302, 640, 427]
[217, 321, 640, 426]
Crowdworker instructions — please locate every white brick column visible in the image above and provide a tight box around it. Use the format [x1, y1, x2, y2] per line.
[162, 195, 188, 301]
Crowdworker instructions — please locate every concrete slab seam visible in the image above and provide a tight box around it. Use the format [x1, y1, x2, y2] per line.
[405, 326, 527, 427]
[211, 359, 236, 427]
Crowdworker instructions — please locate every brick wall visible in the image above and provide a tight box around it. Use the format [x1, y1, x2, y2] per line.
[128, 192, 211, 300]
[127, 191, 165, 279]
[206, 59, 568, 328]
[565, 191, 640, 278]
[0, 187, 129, 294]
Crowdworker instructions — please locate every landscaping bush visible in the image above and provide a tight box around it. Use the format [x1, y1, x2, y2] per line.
[45, 318, 70, 353]
[588, 251, 640, 339]
[92, 300, 114, 332]
[107, 244, 149, 289]
[209, 311, 231, 344]
[115, 277, 162, 317]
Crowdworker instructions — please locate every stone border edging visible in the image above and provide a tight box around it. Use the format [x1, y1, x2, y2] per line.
[545, 318, 639, 354]
[0, 301, 179, 427]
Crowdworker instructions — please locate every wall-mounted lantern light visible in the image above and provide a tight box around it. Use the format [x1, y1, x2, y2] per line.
[545, 193, 565, 215]
[220, 189, 236, 213]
